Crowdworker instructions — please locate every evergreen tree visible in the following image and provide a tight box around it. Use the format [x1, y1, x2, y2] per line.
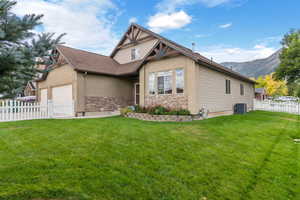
[0, 0, 65, 98]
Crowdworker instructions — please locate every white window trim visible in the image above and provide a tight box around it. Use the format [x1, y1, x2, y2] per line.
[134, 83, 140, 105]
[225, 79, 231, 95]
[131, 48, 139, 61]
[157, 70, 173, 95]
[148, 72, 156, 95]
[175, 68, 184, 95]
[240, 84, 245, 96]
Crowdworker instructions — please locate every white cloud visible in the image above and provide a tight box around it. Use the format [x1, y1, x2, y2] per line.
[14, 0, 120, 55]
[147, 10, 192, 33]
[195, 34, 211, 38]
[129, 17, 138, 24]
[156, 0, 232, 12]
[148, 0, 234, 33]
[219, 23, 232, 29]
[199, 44, 277, 63]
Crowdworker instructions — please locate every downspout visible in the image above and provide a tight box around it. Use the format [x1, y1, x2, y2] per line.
[83, 71, 88, 116]
[144, 64, 146, 107]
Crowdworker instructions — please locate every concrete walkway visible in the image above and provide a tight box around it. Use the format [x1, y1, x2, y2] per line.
[53, 111, 121, 120]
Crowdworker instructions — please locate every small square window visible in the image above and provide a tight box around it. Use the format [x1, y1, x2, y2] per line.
[131, 48, 137, 60]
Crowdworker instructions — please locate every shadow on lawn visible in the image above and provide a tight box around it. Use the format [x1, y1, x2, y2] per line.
[2, 189, 91, 200]
[240, 121, 293, 200]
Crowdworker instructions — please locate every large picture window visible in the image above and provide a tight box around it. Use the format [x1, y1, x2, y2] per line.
[157, 71, 172, 94]
[148, 72, 155, 95]
[176, 69, 184, 93]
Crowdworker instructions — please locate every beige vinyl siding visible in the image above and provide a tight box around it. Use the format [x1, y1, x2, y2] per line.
[140, 55, 254, 115]
[195, 63, 254, 113]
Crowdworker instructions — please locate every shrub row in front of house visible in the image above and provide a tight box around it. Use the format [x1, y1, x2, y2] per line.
[121, 105, 191, 116]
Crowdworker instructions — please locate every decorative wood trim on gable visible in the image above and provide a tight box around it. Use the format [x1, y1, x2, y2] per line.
[110, 24, 155, 58]
[117, 35, 154, 50]
[56, 54, 68, 66]
[145, 42, 181, 61]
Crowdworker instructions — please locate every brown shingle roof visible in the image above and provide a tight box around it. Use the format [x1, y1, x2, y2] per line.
[56, 45, 142, 76]
[129, 24, 255, 84]
[39, 24, 255, 84]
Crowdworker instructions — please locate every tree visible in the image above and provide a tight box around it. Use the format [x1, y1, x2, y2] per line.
[275, 29, 300, 84]
[254, 73, 288, 97]
[288, 81, 300, 97]
[0, 0, 65, 98]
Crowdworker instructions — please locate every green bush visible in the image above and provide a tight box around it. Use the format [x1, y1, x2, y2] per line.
[176, 109, 191, 115]
[120, 107, 133, 116]
[147, 106, 169, 115]
[144, 106, 190, 116]
[134, 105, 147, 113]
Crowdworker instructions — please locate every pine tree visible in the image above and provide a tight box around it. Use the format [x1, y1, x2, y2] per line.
[0, 0, 65, 98]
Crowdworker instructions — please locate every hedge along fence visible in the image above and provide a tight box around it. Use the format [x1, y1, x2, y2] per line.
[125, 112, 203, 122]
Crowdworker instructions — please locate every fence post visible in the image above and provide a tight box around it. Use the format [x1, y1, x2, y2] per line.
[48, 100, 53, 118]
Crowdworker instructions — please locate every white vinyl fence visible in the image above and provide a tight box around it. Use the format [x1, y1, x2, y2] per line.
[0, 100, 74, 122]
[254, 99, 300, 115]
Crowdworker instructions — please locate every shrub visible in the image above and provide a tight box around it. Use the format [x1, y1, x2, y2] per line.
[127, 105, 191, 116]
[120, 107, 133, 116]
[163, 109, 191, 116]
[176, 109, 191, 115]
[145, 106, 190, 116]
[147, 105, 169, 115]
[134, 105, 147, 113]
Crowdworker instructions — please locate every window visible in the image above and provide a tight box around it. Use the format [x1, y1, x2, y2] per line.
[157, 71, 172, 94]
[240, 84, 244, 95]
[176, 69, 184, 93]
[225, 79, 231, 94]
[148, 72, 155, 95]
[131, 48, 137, 60]
[135, 83, 140, 105]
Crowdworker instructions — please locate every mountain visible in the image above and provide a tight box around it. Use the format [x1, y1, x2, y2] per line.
[221, 50, 281, 78]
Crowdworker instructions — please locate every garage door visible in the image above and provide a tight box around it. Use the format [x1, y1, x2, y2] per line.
[40, 89, 48, 106]
[52, 84, 74, 117]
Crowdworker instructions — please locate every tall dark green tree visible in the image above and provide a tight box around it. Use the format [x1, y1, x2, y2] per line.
[275, 29, 300, 84]
[0, 0, 65, 98]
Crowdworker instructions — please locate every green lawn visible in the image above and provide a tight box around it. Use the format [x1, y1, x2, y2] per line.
[0, 111, 299, 200]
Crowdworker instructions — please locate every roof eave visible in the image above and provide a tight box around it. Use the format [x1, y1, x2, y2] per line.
[197, 59, 256, 84]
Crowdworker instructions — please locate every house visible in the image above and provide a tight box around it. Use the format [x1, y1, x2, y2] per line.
[255, 88, 267, 101]
[23, 60, 47, 98]
[36, 23, 255, 117]
[24, 81, 37, 97]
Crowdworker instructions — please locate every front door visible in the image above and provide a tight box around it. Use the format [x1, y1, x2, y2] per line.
[134, 83, 140, 105]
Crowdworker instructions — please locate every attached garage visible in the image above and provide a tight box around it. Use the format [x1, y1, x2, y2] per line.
[52, 84, 74, 117]
[40, 89, 48, 106]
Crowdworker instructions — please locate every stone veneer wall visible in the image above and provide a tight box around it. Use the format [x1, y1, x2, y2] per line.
[85, 96, 132, 112]
[126, 112, 202, 122]
[145, 94, 188, 109]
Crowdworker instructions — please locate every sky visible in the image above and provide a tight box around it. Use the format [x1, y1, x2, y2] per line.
[14, 0, 300, 63]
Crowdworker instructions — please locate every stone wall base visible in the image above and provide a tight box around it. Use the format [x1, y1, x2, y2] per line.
[145, 94, 188, 110]
[126, 112, 202, 122]
[85, 96, 132, 112]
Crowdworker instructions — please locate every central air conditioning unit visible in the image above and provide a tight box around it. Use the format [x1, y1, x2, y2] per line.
[234, 103, 247, 114]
